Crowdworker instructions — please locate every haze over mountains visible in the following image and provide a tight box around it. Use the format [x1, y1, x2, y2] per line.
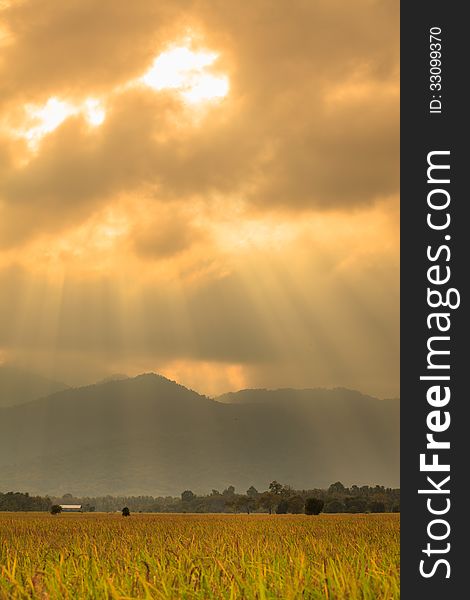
[0, 372, 399, 496]
[0, 365, 68, 408]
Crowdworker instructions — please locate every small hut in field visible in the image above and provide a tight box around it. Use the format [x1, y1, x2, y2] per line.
[59, 504, 82, 512]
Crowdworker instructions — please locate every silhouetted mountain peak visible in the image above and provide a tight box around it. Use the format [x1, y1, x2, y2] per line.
[0, 375, 399, 496]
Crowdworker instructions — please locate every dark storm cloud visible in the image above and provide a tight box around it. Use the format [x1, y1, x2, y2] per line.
[0, 0, 189, 101]
[0, 0, 398, 246]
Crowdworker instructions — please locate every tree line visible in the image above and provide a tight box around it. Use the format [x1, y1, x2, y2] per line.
[1, 482, 399, 514]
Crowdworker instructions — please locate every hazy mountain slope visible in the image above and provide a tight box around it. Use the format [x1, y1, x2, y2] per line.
[0, 374, 399, 496]
[0, 365, 68, 408]
[216, 387, 379, 404]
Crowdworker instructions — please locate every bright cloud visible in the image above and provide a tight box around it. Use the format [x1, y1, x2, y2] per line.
[141, 45, 229, 103]
[15, 97, 106, 150]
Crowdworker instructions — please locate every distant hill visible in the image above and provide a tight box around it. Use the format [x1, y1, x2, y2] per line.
[216, 387, 380, 404]
[0, 374, 399, 496]
[0, 365, 69, 408]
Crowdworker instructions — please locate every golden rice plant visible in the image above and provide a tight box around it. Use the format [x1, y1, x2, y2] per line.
[0, 512, 399, 599]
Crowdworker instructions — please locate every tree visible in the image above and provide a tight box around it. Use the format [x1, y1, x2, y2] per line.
[234, 495, 256, 514]
[223, 497, 236, 512]
[287, 495, 305, 514]
[122, 506, 131, 517]
[50, 505, 62, 515]
[246, 496, 256, 514]
[181, 490, 195, 503]
[258, 491, 278, 514]
[328, 482, 346, 495]
[280, 485, 294, 499]
[276, 499, 289, 514]
[369, 501, 385, 513]
[268, 481, 283, 495]
[344, 497, 367, 513]
[305, 497, 324, 515]
[324, 500, 345, 513]
[246, 486, 259, 499]
[223, 486, 235, 497]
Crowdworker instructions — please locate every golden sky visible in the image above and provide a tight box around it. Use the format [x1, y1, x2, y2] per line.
[0, 0, 399, 397]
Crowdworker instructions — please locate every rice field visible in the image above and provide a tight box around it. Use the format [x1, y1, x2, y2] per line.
[0, 512, 399, 599]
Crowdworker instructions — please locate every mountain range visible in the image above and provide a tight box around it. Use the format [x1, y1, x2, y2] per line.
[0, 372, 399, 496]
[0, 365, 68, 408]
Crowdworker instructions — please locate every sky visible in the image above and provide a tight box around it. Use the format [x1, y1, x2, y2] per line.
[0, 0, 399, 398]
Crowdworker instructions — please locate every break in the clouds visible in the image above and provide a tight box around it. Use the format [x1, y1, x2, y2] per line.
[0, 0, 399, 398]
